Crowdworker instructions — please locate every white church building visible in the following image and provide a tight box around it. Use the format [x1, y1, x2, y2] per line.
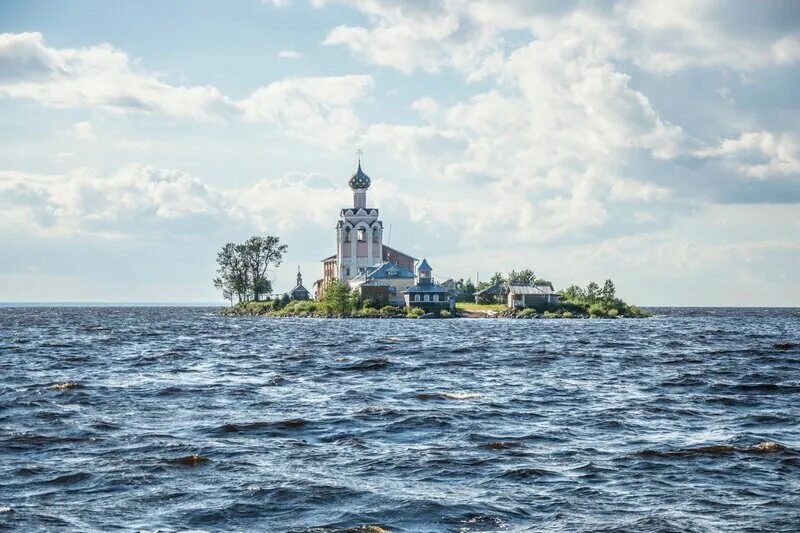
[315, 159, 416, 299]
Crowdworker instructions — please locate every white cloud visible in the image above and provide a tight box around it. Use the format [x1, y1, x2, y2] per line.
[0, 32, 374, 147]
[695, 131, 800, 178]
[239, 75, 374, 148]
[322, 1, 800, 75]
[278, 49, 303, 59]
[71, 121, 94, 140]
[0, 32, 235, 120]
[0, 165, 350, 238]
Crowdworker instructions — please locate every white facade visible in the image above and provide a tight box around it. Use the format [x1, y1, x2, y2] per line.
[336, 205, 383, 282]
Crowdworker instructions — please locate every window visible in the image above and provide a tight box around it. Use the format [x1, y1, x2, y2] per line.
[372, 230, 379, 243]
[387, 268, 398, 276]
[357, 228, 366, 241]
[346, 267, 350, 276]
[424, 294, 430, 302]
[415, 294, 420, 302]
[433, 294, 439, 302]
[344, 228, 351, 242]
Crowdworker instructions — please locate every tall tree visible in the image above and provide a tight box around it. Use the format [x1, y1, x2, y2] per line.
[461, 278, 476, 302]
[244, 235, 287, 301]
[214, 242, 250, 304]
[508, 269, 536, 285]
[489, 272, 506, 286]
[213, 235, 286, 303]
[586, 281, 600, 302]
[601, 279, 616, 303]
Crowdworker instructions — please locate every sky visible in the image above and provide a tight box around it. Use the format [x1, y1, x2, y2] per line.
[0, 0, 798, 306]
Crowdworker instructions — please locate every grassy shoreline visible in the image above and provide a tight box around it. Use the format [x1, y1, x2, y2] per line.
[220, 300, 650, 319]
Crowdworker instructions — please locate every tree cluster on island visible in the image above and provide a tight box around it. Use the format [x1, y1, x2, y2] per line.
[223, 280, 443, 319]
[213, 235, 287, 305]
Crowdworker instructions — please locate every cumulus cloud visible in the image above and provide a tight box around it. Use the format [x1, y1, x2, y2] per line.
[0, 32, 374, 146]
[70, 121, 94, 140]
[321, 0, 800, 75]
[238, 75, 374, 148]
[0, 32, 235, 120]
[0, 165, 349, 238]
[278, 49, 303, 59]
[694, 131, 800, 178]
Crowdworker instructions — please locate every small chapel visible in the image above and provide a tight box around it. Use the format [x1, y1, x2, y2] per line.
[315, 157, 416, 300]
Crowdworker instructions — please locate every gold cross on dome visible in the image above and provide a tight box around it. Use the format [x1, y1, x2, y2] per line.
[356, 148, 363, 163]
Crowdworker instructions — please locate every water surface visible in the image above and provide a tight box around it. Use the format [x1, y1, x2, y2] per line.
[1, 307, 799, 531]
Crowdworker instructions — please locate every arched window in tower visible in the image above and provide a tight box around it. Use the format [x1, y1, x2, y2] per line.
[344, 228, 351, 242]
[372, 229, 379, 243]
[357, 227, 366, 241]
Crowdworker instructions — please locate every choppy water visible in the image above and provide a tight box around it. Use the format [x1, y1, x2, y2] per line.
[1, 306, 799, 532]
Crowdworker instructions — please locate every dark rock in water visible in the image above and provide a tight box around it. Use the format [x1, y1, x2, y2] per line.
[278, 418, 308, 429]
[218, 418, 308, 434]
[485, 441, 524, 451]
[171, 454, 209, 466]
[336, 358, 390, 371]
[48, 381, 83, 391]
[637, 441, 796, 458]
[774, 342, 794, 350]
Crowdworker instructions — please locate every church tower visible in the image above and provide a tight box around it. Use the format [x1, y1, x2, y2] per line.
[335, 157, 383, 282]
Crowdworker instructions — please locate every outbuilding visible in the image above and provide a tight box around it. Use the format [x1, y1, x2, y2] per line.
[507, 283, 559, 309]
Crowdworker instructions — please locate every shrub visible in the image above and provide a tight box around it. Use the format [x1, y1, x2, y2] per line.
[518, 308, 537, 318]
[440, 310, 451, 318]
[626, 305, 650, 318]
[588, 304, 607, 317]
[247, 301, 275, 314]
[542, 310, 557, 318]
[357, 308, 380, 318]
[562, 311, 573, 318]
[607, 308, 619, 318]
[380, 305, 401, 316]
[407, 307, 425, 318]
[362, 298, 379, 309]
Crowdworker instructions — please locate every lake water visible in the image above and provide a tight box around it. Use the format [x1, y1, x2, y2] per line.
[1, 306, 799, 532]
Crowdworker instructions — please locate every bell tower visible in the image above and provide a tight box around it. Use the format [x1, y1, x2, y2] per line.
[335, 152, 382, 282]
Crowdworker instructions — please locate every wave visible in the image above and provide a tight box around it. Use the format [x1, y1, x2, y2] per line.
[636, 441, 797, 458]
[334, 358, 390, 371]
[416, 392, 481, 401]
[47, 381, 83, 391]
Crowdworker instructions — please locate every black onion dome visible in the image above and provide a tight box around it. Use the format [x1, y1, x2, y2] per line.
[348, 162, 371, 190]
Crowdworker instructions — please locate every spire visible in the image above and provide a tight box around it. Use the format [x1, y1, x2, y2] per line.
[297, 266, 302, 286]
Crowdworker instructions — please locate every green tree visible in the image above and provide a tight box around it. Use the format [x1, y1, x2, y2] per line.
[214, 242, 250, 304]
[321, 280, 353, 316]
[560, 284, 586, 303]
[508, 269, 536, 285]
[243, 235, 287, 301]
[214, 235, 287, 303]
[489, 272, 506, 286]
[461, 278, 477, 302]
[586, 281, 600, 303]
[600, 279, 616, 303]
